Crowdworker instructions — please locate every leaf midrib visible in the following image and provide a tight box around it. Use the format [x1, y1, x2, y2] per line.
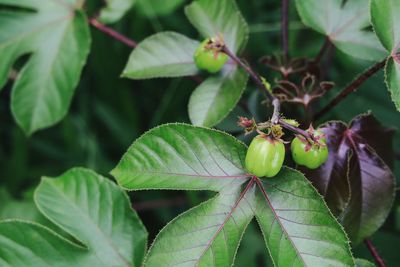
[256, 180, 307, 266]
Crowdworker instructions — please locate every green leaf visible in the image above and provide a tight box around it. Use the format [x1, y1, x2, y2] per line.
[112, 124, 355, 266]
[0, 220, 102, 267]
[99, 0, 136, 24]
[370, 0, 400, 111]
[295, 0, 386, 61]
[184, 0, 249, 53]
[145, 183, 256, 266]
[355, 258, 376, 267]
[0, 0, 91, 135]
[387, 57, 400, 111]
[255, 168, 354, 267]
[370, 0, 400, 52]
[188, 65, 249, 127]
[34, 168, 148, 267]
[136, 0, 184, 18]
[0, 188, 61, 234]
[111, 123, 249, 191]
[122, 32, 200, 79]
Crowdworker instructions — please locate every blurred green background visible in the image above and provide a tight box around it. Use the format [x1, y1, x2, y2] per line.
[0, 0, 399, 266]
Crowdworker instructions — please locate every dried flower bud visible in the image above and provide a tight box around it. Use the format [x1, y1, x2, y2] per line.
[238, 117, 255, 128]
[237, 117, 256, 135]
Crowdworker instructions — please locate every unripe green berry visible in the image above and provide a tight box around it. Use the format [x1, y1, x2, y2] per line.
[291, 130, 328, 169]
[194, 39, 228, 73]
[245, 135, 285, 178]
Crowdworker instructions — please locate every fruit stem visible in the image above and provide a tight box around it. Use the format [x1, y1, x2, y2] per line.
[221, 46, 275, 103]
[222, 45, 316, 142]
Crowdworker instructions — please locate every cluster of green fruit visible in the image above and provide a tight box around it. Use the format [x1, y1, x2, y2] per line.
[245, 129, 328, 178]
[193, 39, 328, 178]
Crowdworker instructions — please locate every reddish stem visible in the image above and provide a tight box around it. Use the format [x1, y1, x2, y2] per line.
[315, 59, 386, 120]
[364, 239, 386, 267]
[88, 18, 137, 48]
[222, 45, 317, 141]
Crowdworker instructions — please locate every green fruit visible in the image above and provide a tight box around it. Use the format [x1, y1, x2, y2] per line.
[291, 130, 328, 169]
[194, 39, 228, 73]
[245, 135, 285, 178]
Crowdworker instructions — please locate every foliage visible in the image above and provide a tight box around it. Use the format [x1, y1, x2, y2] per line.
[113, 124, 354, 266]
[0, 0, 399, 266]
[0, 168, 148, 267]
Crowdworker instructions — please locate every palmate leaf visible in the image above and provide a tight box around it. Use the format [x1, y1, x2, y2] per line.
[302, 114, 395, 244]
[295, 0, 386, 61]
[0, 168, 148, 267]
[370, 0, 400, 111]
[122, 32, 200, 79]
[99, 0, 136, 24]
[112, 123, 354, 266]
[188, 65, 249, 127]
[0, 0, 91, 135]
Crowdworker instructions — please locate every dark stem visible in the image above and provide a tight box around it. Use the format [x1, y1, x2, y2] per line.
[279, 118, 314, 140]
[221, 46, 274, 103]
[222, 45, 316, 141]
[314, 37, 331, 64]
[281, 0, 290, 63]
[364, 239, 386, 267]
[88, 17, 202, 84]
[88, 18, 137, 48]
[315, 59, 386, 120]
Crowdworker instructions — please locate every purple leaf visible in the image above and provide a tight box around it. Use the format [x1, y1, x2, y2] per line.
[301, 113, 395, 244]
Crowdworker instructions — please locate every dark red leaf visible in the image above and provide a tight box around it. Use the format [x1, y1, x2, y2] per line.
[349, 113, 395, 169]
[301, 113, 395, 244]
